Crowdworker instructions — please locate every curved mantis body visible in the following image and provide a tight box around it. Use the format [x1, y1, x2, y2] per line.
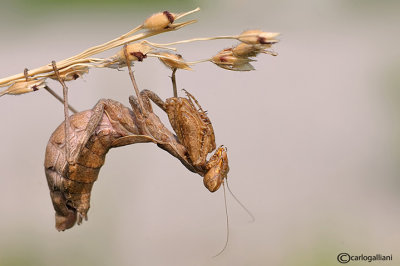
[44, 99, 159, 231]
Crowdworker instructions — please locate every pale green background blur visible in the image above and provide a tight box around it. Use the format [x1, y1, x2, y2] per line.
[0, 0, 399, 266]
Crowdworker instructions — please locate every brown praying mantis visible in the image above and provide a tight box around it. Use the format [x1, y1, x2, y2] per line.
[45, 45, 229, 231]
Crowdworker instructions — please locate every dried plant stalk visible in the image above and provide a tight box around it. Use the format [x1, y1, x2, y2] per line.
[0, 7, 280, 96]
[0, 8, 200, 88]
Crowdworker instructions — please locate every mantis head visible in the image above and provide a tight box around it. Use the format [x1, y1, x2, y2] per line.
[204, 146, 229, 192]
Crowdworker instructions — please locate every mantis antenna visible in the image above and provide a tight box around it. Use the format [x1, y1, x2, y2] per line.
[213, 182, 230, 257]
[213, 179, 255, 257]
[226, 180, 255, 222]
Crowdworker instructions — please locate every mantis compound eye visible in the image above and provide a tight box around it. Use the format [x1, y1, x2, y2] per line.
[204, 147, 229, 192]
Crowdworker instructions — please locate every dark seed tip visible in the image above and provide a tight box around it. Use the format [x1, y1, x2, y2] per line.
[163, 11, 174, 24]
[130, 52, 146, 62]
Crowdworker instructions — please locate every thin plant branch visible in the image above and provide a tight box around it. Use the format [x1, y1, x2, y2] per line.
[145, 35, 238, 48]
[44, 86, 78, 114]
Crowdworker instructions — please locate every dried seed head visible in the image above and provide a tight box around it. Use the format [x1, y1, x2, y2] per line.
[211, 49, 255, 71]
[232, 43, 260, 58]
[238, 30, 280, 45]
[116, 42, 153, 62]
[143, 11, 176, 31]
[49, 65, 89, 81]
[0, 79, 46, 96]
[157, 52, 192, 70]
[232, 43, 277, 58]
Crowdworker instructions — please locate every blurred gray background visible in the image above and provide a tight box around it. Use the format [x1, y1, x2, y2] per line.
[0, 0, 399, 265]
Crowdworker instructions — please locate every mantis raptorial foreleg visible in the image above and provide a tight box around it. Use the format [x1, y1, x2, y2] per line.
[140, 89, 167, 112]
[67, 99, 107, 164]
[128, 91, 197, 174]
